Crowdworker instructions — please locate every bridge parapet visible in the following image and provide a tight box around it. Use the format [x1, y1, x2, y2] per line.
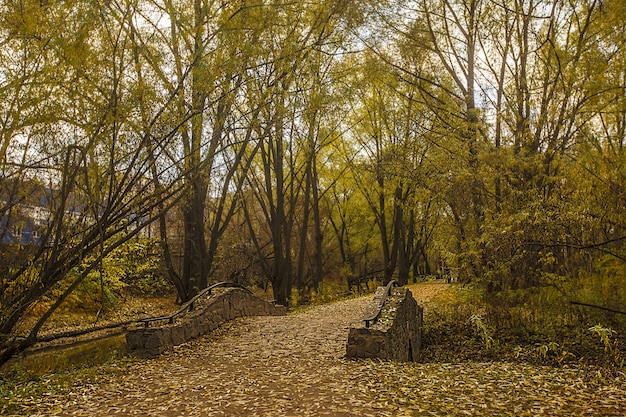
[126, 288, 286, 358]
[346, 285, 423, 362]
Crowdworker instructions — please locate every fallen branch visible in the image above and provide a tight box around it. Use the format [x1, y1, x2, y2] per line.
[35, 319, 138, 343]
[570, 301, 626, 316]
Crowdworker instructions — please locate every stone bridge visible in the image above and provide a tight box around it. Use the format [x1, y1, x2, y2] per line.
[126, 281, 423, 361]
[346, 282, 423, 361]
[126, 284, 286, 358]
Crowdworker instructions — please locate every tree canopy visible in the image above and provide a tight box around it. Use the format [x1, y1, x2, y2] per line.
[1, 0, 625, 364]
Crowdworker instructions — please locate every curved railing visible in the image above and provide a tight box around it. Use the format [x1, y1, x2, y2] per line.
[362, 280, 397, 328]
[139, 281, 253, 327]
[31, 282, 254, 344]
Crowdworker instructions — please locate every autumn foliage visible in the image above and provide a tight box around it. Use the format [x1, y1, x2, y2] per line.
[1, 0, 625, 367]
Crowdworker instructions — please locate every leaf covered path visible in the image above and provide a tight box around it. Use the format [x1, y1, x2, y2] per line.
[24, 282, 626, 416]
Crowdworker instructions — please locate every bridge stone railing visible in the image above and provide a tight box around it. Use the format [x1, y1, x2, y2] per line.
[346, 285, 423, 362]
[126, 287, 286, 358]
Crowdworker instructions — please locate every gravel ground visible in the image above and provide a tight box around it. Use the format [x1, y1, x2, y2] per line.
[10, 282, 626, 416]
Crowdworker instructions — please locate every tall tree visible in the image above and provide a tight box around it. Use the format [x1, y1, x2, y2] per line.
[348, 52, 442, 285]
[0, 0, 186, 365]
[129, 0, 265, 301]
[238, 0, 361, 304]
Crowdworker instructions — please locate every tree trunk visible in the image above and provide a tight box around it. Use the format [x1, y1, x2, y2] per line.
[181, 0, 210, 299]
[311, 153, 324, 290]
[182, 175, 209, 298]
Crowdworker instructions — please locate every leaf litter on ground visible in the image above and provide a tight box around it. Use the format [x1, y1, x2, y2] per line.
[2, 281, 625, 416]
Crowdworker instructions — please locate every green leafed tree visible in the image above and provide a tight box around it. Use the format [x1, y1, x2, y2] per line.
[0, 0, 189, 365]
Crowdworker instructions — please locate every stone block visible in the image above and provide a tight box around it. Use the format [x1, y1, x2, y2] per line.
[346, 286, 422, 362]
[231, 291, 246, 317]
[170, 325, 186, 346]
[364, 338, 382, 356]
[346, 344, 358, 357]
[184, 318, 200, 340]
[125, 327, 172, 358]
[144, 328, 171, 350]
[197, 316, 211, 336]
[125, 331, 145, 351]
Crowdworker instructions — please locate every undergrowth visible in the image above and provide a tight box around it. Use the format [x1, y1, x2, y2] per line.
[289, 278, 377, 310]
[421, 283, 626, 372]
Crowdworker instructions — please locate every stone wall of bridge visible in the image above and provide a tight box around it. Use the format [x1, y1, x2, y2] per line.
[126, 288, 286, 358]
[346, 286, 423, 362]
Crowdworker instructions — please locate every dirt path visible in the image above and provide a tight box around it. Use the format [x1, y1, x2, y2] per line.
[48, 282, 625, 416]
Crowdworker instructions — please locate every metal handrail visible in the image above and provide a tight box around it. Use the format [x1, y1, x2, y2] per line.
[138, 281, 253, 327]
[363, 280, 397, 328]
